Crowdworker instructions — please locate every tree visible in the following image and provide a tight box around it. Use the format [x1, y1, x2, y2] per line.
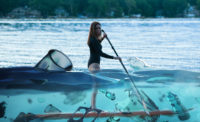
[105, 0, 123, 17]
[188, 0, 197, 5]
[135, 0, 153, 17]
[124, 0, 138, 16]
[29, 0, 62, 16]
[61, 0, 88, 16]
[163, 0, 188, 17]
[76, 0, 89, 16]
[146, 0, 164, 16]
[87, 0, 107, 17]
[0, 0, 27, 16]
[197, 0, 200, 10]
[0, 0, 11, 15]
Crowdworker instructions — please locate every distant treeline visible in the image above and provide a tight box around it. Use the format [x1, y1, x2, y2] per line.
[0, 0, 200, 18]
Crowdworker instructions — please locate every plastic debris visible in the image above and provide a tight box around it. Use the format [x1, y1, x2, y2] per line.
[63, 92, 86, 105]
[14, 112, 36, 122]
[99, 89, 116, 100]
[106, 116, 120, 122]
[168, 92, 190, 121]
[27, 98, 32, 104]
[195, 97, 200, 104]
[0, 101, 6, 118]
[44, 104, 61, 113]
[37, 97, 45, 103]
[127, 57, 151, 71]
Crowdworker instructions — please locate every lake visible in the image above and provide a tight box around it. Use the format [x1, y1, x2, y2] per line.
[0, 18, 200, 122]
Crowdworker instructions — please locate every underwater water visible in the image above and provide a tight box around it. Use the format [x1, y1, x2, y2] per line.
[0, 18, 200, 122]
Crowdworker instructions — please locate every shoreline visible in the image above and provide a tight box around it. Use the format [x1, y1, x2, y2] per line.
[0, 17, 200, 20]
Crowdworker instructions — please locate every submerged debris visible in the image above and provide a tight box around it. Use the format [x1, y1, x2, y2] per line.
[117, 89, 159, 121]
[168, 92, 190, 121]
[106, 116, 120, 122]
[124, 89, 137, 98]
[99, 89, 116, 101]
[27, 98, 32, 104]
[37, 97, 45, 103]
[44, 104, 61, 113]
[159, 94, 166, 102]
[195, 97, 200, 104]
[14, 112, 36, 122]
[30, 79, 48, 85]
[0, 101, 6, 118]
[68, 106, 102, 122]
[63, 91, 86, 105]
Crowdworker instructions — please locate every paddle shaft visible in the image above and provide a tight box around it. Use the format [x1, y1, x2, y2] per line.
[32, 110, 175, 119]
[21, 108, 194, 120]
[102, 30, 148, 113]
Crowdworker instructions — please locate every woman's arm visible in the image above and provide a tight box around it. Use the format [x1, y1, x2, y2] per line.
[91, 38, 121, 60]
[92, 38, 113, 59]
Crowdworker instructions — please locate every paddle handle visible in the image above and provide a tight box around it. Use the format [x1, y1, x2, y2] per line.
[102, 30, 129, 74]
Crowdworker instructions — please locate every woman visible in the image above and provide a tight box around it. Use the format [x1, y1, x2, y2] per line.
[87, 22, 121, 109]
[87, 21, 121, 73]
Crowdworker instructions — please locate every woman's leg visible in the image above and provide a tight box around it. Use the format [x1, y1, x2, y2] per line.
[88, 63, 100, 73]
[88, 63, 100, 109]
[91, 82, 97, 109]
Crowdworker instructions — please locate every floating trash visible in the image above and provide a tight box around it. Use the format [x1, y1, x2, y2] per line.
[159, 94, 166, 102]
[44, 104, 61, 113]
[124, 89, 136, 98]
[27, 98, 32, 104]
[106, 116, 120, 122]
[67, 106, 102, 122]
[115, 98, 139, 112]
[14, 112, 37, 122]
[127, 57, 151, 71]
[119, 89, 159, 121]
[168, 92, 190, 121]
[37, 97, 45, 103]
[195, 97, 200, 104]
[63, 92, 86, 105]
[0, 101, 6, 118]
[99, 89, 116, 101]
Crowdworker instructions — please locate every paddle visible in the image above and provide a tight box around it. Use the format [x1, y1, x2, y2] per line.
[102, 30, 149, 114]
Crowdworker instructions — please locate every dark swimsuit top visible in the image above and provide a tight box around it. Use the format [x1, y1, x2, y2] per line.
[88, 37, 113, 67]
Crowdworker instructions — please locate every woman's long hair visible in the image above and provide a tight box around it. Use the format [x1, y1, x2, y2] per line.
[87, 21, 101, 46]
